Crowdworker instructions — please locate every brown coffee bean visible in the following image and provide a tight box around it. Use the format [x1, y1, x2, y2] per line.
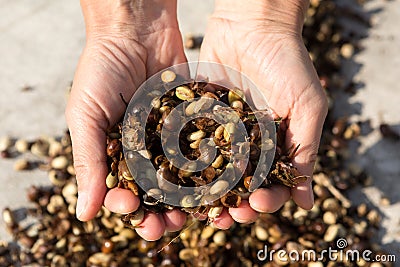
[107, 139, 122, 158]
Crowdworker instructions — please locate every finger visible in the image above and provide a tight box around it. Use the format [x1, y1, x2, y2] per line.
[285, 83, 328, 209]
[135, 212, 166, 241]
[66, 104, 109, 221]
[163, 209, 187, 232]
[249, 185, 291, 213]
[291, 177, 314, 210]
[229, 200, 259, 224]
[212, 208, 234, 230]
[103, 188, 140, 214]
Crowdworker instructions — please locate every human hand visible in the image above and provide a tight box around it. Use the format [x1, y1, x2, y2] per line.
[198, 0, 328, 228]
[65, 0, 187, 240]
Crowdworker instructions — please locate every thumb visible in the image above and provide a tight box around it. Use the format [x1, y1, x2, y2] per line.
[65, 93, 109, 221]
[285, 84, 328, 210]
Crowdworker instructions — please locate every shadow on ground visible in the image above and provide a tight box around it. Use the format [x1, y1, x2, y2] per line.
[314, 0, 400, 261]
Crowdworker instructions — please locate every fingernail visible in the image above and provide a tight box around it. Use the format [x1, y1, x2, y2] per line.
[76, 192, 88, 220]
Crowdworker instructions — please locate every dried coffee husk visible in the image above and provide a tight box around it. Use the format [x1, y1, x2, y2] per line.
[112, 77, 307, 219]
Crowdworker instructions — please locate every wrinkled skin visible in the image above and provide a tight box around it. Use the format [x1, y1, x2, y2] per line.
[66, 0, 327, 240]
[198, 15, 328, 227]
[66, 1, 188, 241]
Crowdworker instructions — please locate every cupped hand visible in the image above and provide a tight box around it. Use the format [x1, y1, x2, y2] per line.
[65, 0, 187, 241]
[199, 2, 328, 228]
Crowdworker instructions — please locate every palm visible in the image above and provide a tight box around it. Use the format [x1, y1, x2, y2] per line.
[73, 29, 187, 126]
[200, 18, 321, 121]
[199, 18, 327, 222]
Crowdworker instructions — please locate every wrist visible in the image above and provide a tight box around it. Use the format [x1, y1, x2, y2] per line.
[80, 0, 179, 39]
[213, 0, 309, 34]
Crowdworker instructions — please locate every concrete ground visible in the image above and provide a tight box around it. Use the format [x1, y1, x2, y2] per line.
[0, 0, 399, 262]
[344, 0, 400, 259]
